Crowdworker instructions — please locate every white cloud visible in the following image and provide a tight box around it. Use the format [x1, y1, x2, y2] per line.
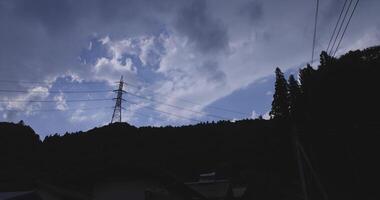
[91, 37, 138, 84]
[99, 36, 111, 45]
[263, 111, 271, 120]
[2, 86, 49, 111]
[69, 104, 107, 123]
[153, 34, 229, 120]
[266, 91, 273, 96]
[88, 41, 93, 50]
[54, 92, 68, 111]
[0, 86, 50, 121]
[339, 27, 380, 56]
[230, 118, 238, 122]
[139, 36, 157, 66]
[94, 57, 134, 74]
[124, 101, 151, 123]
[89, 35, 169, 86]
[95, 12, 366, 123]
[251, 110, 257, 119]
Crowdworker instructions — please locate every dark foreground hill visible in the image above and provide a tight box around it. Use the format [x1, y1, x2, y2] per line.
[0, 122, 41, 190]
[1, 46, 380, 199]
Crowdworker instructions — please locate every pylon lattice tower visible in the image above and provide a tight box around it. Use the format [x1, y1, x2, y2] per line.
[111, 76, 126, 123]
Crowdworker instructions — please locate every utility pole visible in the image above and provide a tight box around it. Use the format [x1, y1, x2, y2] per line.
[292, 124, 328, 200]
[111, 76, 126, 123]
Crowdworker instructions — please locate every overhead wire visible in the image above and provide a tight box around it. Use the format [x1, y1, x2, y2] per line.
[1, 106, 113, 112]
[0, 96, 206, 123]
[0, 89, 112, 94]
[0, 87, 239, 121]
[332, 0, 360, 57]
[124, 99, 202, 123]
[0, 98, 113, 103]
[125, 91, 229, 120]
[329, 0, 354, 55]
[0, 79, 112, 85]
[123, 82, 250, 116]
[0, 78, 250, 119]
[311, 0, 320, 63]
[326, 0, 349, 53]
[0, 80, 57, 84]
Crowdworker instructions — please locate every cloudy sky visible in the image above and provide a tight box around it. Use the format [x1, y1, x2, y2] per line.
[0, 0, 379, 137]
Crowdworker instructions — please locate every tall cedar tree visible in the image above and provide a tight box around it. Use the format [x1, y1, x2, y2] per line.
[298, 64, 316, 121]
[319, 51, 334, 68]
[270, 67, 289, 119]
[288, 74, 301, 120]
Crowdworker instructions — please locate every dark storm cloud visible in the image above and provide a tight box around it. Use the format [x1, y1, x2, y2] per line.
[7, 0, 171, 38]
[175, 0, 229, 53]
[199, 60, 226, 84]
[0, 0, 378, 87]
[238, 0, 263, 24]
[12, 0, 78, 35]
[0, 0, 172, 84]
[0, 0, 230, 86]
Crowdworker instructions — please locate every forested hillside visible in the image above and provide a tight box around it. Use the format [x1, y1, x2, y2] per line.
[0, 121, 41, 190]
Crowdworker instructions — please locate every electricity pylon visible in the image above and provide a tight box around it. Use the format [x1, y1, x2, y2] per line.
[111, 76, 126, 123]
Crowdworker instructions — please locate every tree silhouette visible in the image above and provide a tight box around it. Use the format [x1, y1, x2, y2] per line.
[287, 74, 301, 120]
[270, 67, 289, 120]
[319, 51, 334, 68]
[299, 64, 315, 94]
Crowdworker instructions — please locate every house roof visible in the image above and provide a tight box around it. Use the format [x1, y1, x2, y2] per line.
[185, 180, 230, 199]
[1, 167, 207, 200]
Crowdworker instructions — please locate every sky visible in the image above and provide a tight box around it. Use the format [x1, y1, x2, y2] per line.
[0, 0, 379, 137]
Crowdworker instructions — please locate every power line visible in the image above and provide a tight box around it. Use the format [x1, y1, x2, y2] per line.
[0, 98, 112, 103]
[125, 91, 229, 120]
[0, 79, 237, 124]
[123, 81, 142, 89]
[126, 111, 166, 125]
[311, 0, 320, 63]
[329, 0, 354, 56]
[124, 82, 250, 116]
[1, 78, 250, 117]
[140, 106, 201, 123]
[326, 0, 349, 53]
[0, 80, 56, 84]
[0, 79, 113, 85]
[125, 106, 208, 126]
[126, 110, 157, 120]
[0, 89, 112, 94]
[1, 82, 244, 120]
[124, 99, 202, 123]
[332, 0, 360, 57]
[176, 97, 249, 115]
[1, 106, 113, 112]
